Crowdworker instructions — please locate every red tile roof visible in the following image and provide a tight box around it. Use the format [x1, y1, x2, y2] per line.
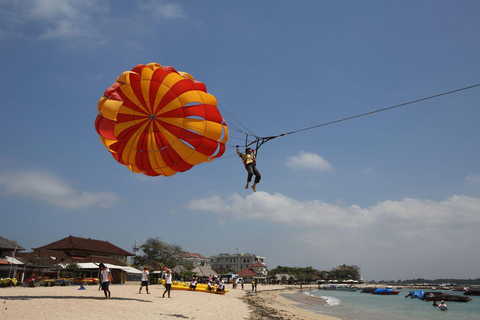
[180, 252, 207, 259]
[20, 249, 71, 265]
[35, 235, 134, 256]
[0, 258, 9, 265]
[238, 267, 257, 277]
[250, 262, 266, 268]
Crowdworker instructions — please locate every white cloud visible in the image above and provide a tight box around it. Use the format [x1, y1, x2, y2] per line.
[0, 0, 107, 43]
[186, 192, 480, 279]
[465, 173, 480, 184]
[0, 0, 185, 47]
[186, 192, 480, 230]
[140, 1, 186, 19]
[285, 151, 333, 171]
[0, 170, 120, 209]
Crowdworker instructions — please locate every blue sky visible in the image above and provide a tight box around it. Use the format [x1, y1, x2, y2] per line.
[1, 0, 479, 281]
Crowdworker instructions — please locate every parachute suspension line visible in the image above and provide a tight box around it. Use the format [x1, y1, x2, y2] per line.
[218, 104, 256, 137]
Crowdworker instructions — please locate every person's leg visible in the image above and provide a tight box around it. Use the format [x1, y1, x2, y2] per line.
[146, 284, 149, 294]
[139, 285, 142, 294]
[251, 167, 261, 192]
[245, 165, 253, 189]
[102, 282, 108, 299]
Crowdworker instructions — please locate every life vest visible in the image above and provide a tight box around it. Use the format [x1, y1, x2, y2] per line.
[245, 154, 253, 165]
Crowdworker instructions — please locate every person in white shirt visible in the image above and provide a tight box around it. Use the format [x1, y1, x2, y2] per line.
[139, 267, 149, 294]
[99, 263, 113, 299]
[438, 301, 448, 311]
[217, 278, 225, 293]
[163, 269, 173, 298]
[190, 278, 197, 291]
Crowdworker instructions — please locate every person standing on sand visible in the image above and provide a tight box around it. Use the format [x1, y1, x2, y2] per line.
[236, 146, 261, 192]
[251, 280, 255, 292]
[139, 267, 149, 294]
[99, 263, 113, 299]
[163, 269, 172, 298]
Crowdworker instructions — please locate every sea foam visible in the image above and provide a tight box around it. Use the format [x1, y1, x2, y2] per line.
[302, 290, 342, 306]
[320, 295, 342, 306]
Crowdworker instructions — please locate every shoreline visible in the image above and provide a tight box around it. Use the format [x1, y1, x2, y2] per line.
[0, 283, 341, 320]
[242, 287, 340, 320]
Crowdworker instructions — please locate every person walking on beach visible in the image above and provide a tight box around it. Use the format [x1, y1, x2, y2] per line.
[251, 280, 255, 292]
[236, 146, 261, 192]
[139, 267, 149, 294]
[163, 269, 172, 298]
[99, 263, 113, 299]
[438, 301, 448, 311]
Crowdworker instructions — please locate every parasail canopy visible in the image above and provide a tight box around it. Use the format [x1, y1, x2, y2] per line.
[95, 63, 228, 176]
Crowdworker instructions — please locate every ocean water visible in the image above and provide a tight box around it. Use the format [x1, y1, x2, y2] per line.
[291, 288, 479, 320]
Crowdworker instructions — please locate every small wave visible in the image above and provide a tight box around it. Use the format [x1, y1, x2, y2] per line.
[303, 290, 318, 297]
[320, 295, 342, 306]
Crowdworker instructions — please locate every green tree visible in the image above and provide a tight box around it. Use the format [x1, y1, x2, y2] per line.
[133, 237, 183, 268]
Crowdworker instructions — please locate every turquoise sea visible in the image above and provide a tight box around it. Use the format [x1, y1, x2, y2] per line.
[284, 288, 479, 320]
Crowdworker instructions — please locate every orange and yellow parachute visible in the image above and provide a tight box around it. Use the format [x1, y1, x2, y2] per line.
[95, 63, 228, 176]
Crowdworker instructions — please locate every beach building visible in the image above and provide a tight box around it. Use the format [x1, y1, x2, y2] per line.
[238, 262, 268, 283]
[0, 236, 25, 257]
[192, 265, 216, 281]
[209, 252, 266, 272]
[74, 255, 141, 284]
[28, 235, 138, 284]
[176, 251, 211, 267]
[32, 235, 134, 262]
[274, 273, 296, 284]
[10, 236, 140, 284]
[0, 236, 26, 280]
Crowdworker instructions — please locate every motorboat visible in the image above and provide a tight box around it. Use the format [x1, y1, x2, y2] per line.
[464, 289, 480, 296]
[372, 288, 400, 295]
[424, 291, 472, 302]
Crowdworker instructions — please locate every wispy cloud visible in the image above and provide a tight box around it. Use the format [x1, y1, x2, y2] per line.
[465, 173, 480, 185]
[140, 1, 186, 19]
[285, 151, 333, 171]
[0, 170, 119, 209]
[0, 0, 107, 43]
[0, 0, 186, 49]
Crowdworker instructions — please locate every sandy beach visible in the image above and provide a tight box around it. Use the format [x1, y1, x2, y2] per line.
[0, 283, 340, 320]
